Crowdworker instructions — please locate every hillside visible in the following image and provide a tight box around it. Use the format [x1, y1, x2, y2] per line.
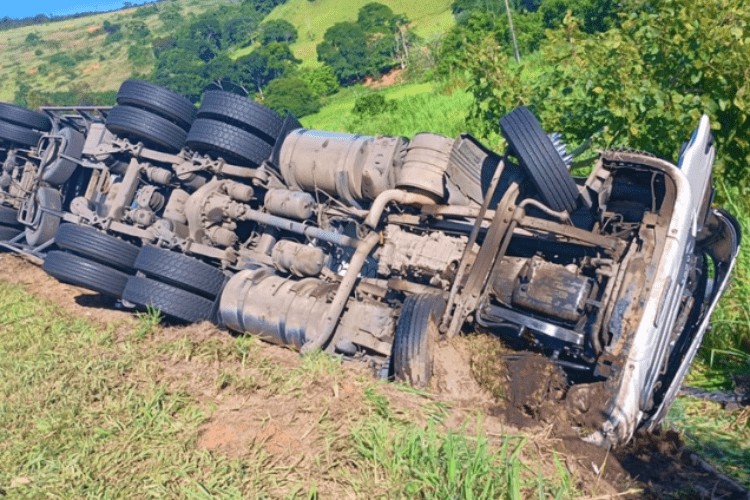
[235, 0, 455, 64]
[0, 0, 230, 102]
[0, 0, 456, 103]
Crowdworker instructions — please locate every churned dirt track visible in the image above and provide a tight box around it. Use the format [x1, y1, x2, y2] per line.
[1, 252, 747, 498]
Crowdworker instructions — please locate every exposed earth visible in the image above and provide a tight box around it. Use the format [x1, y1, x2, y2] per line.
[0, 253, 747, 498]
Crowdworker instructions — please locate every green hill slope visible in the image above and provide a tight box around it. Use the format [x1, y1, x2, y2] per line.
[0, 0, 227, 102]
[0, 0, 456, 103]
[234, 0, 455, 64]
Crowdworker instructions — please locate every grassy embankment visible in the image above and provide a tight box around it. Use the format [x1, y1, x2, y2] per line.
[0, 280, 575, 497]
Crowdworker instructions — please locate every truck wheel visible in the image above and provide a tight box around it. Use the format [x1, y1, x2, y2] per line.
[105, 105, 187, 153]
[0, 205, 21, 227]
[24, 187, 62, 247]
[134, 246, 226, 299]
[391, 293, 446, 388]
[0, 102, 52, 132]
[55, 223, 139, 272]
[500, 106, 580, 213]
[41, 127, 86, 186]
[122, 276, 216, 323]
[0, 121, 42, 148]
[0, 226, 22, 241]
[197, 91, 283, 145]
[43, 251, 130, 298]
[116, 80, 196, 131]
[186, 118, 273, 167]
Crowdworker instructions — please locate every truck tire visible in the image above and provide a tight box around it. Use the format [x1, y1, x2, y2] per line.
[43, 251, 130, 298]
[0, 226, 22, 241]
[0, 102, 52, 132]
[24, 187, 62, 247]
[0, 121, 42, 148]
[391, 293, 446, 388]
[197, 91, 283, 145]
[105, 105, 187, 153]
[134, 245, 226, 299]
[500, 106, 580, 213]
[55, 223, 139, 272]
[41, 127, 86, 186]
[122, 276, 216, 323]
[0, 205, 21, 227]
[186, 118, 273, 167]
[116, 80, 196, 131]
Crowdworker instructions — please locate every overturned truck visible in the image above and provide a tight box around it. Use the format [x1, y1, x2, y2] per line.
[0, 81, 740, 447]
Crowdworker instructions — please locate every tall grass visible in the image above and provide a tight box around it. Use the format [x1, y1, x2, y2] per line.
[303, 82, 474, 138]
[691, 185, 750, 388]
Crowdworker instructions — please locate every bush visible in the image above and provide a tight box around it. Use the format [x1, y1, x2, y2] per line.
[260, 19, 298, 44]
[25, 32, 41, 45]
[353, 93, 396, 116]
[263, 77, 321, 117]
[297, 66, 340, 97]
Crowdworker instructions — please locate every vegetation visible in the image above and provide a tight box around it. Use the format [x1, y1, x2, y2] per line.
[0, 0, 230, 103]
[0, 0, 748, 490]
[317, 3, 410, 84]
[264, 76, 321, 116]
[0, 282, 575, 497]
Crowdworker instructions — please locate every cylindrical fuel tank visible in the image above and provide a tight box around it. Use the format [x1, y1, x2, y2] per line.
[396, 133, 455, 199]
[278, 129, 405, 203]
[219, 268, 335, 349]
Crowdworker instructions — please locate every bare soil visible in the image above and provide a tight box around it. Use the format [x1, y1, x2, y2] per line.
[1, 252, 747, 498]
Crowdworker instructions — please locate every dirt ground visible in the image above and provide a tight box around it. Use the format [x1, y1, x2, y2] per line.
[1, 252, 747, 498]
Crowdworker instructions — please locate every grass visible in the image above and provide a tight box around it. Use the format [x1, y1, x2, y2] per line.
[234, 0, 455, 64]
[0, 0, 226, 101]
[303, 80, 474, 138]
[666, 397, 750, 486]
[694, 186, 750, 388]
[0, 281, 575, 497]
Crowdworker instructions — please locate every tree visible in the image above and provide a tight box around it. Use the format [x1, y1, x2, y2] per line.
[234, 42, 300, 94]
[263, 77, 321, 117]
[297, 66, 340, 97]
[260, 19, 298, 44]
[467, 1, 750, 188]
[317, 22, 370, 83]
[223, 15, 261, 46]
[357, 3, 399, 33]
[151, 48, 208, 102]
[317, 3, 409, 85]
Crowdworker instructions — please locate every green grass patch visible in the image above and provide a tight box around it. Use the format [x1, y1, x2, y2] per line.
[303, 81, 473, 138]
[666, 397, 750, 486]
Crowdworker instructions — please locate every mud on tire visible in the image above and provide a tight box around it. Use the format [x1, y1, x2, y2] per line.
[391, 293, 446, 388]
